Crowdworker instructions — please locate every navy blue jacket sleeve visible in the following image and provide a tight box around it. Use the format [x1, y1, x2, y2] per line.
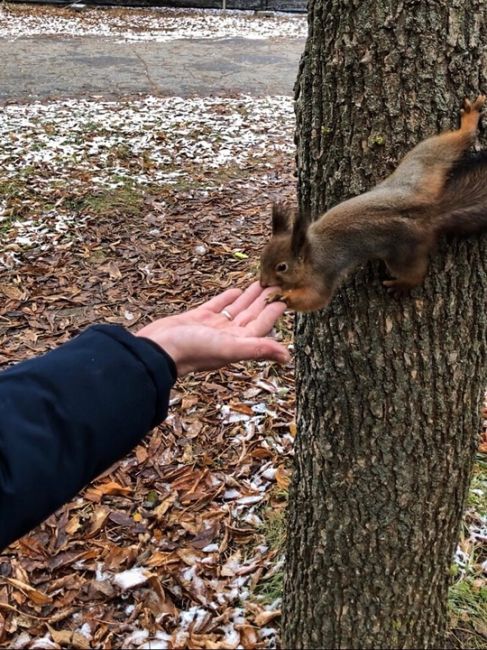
[0, 325, 177, 551]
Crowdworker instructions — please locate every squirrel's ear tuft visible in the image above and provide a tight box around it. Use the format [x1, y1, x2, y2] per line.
[271, 203, 292, 234]
[291, 206, 310, 256]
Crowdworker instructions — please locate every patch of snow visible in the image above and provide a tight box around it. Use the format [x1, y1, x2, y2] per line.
[261, 466, 277, 481]
[236, 494, 262, 505]
[242, 512, 263, 526]
[11, 633, 31, 650]
[30, 637, 58, 650]
[0, 94, 294, 259]
[123, 630, 149, 646]
[221, 622, 239, 647]
[223, 489, 241, 500]
[113, 566, 151, 590]
[77, 623, 92, 640]
[95, 562, 110, 582]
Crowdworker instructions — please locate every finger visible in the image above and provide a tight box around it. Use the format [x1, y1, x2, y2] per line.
[233, 286, 284, 327]
[200, 288, 243, 313]
[225, 337, 290, 365]
[223, 281, 265, 319]
[241, 301, 287, 337]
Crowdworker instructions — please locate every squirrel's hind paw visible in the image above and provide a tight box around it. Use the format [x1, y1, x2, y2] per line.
[383, 279, 414, 299]
[461, 95, 486, 119]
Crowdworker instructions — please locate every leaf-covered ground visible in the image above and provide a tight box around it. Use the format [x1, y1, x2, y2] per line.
[0, 3, 307, 42]
[0, 4, 485, 641]
[0, 95, 294, 272]
[0, 94, 297, 649]
[1, 91, 485, 649]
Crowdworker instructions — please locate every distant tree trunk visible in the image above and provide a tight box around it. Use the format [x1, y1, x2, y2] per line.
[284, 1, 487, 648]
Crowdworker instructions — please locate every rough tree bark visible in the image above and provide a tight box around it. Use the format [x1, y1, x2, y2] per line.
[283, 1, 487, 648]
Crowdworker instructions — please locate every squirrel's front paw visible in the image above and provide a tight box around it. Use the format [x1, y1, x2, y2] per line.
[269, 287, 330, 312]
[266, 291, 287, 305]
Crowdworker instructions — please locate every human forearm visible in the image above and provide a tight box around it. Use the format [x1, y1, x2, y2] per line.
[0, 325, 176, 551]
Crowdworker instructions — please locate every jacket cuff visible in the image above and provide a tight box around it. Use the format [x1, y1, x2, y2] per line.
[88, 325, 177, 427]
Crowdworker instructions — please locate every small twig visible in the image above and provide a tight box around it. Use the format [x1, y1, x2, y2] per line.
[0, 601, 47, 620]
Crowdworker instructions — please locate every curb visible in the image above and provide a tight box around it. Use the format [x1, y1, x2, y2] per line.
[8, 0, 308, 13]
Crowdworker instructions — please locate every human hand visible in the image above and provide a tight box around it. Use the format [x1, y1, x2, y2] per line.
[136, 282, 290, 376]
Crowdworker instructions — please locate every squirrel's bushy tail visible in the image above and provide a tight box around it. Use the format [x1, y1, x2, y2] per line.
[436, 151, 487, 236]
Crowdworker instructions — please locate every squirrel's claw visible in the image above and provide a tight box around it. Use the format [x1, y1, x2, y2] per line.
[460, 96, 486, 126]
[266, 291, 287, 305]
[462, 95, 486, 114]
[383, 279, 413, 299]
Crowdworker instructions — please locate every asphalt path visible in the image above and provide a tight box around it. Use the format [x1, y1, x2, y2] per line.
[0, 35, 305, 101]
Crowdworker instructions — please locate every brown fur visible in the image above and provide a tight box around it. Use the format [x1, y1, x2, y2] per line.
[260, 96, 487, 311]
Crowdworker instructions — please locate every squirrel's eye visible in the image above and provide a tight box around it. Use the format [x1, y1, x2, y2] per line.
[275, 262, 288, 273]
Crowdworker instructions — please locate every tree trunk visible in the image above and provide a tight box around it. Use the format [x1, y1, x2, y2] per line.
[284, 1, 487, 648]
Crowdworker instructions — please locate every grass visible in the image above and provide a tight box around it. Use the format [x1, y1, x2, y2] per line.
[0, 177, 30, 201]
[80, 182, 144, 218]
[260, 503, 287, 553]
[254, 563, 284, 607]
[252, 489, 287, 607]
[0, 177, 35, 222]
[467, 455, 487, 512]
[448, 575, 487, 648]
[448, 454, 487, 648]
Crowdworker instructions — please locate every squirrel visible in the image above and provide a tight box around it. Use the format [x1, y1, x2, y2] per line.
[260, 96, 487, 312]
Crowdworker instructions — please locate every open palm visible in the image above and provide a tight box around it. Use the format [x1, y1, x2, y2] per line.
[136, 282, 289, 376]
